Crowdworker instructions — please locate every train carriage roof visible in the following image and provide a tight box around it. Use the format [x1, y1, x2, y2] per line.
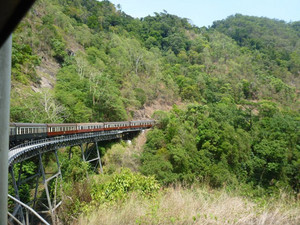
[104, 121, 129, 124]
[76, 123, 104, 125]
[130, 120, 155, 122]
[12, 123, 47, 127]
[47, 123, 77, 127]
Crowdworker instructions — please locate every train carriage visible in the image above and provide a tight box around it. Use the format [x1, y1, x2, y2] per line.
[47, 123, 77, 136]
[130, 120, 155, 128]
[9, 123, 47, 146]
[9, 120, 155, 147]
[76, 123, 104, 133]
[103, 121, 130, 130]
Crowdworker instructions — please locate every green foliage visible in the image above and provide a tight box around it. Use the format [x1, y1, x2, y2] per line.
[60, 168, 160, 221]
[12, 39, 41, 84]
[92, 168, 160, 202]
[141, 103, 300, 193]
[61, 153, 90, 182]
[8, 161, 37, 204]
[10, 88, 65, 123]
[51, 37, 68, 63]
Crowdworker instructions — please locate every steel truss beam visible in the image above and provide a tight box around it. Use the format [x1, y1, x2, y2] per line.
[8, 129, 145, 224]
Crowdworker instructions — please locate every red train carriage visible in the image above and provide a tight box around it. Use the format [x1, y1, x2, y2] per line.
[76, 123, 104, 133]
[47, 123, 77, 136]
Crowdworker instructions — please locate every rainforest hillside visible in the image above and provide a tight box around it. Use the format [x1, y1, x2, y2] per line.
[11, 0, 299, 123]
[10, 0, 300, 223]
[11, 0, 300, 190]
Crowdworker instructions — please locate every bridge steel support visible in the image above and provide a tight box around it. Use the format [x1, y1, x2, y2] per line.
[79, 142, 103, 173]
[39, 151, 62, 225]
[0, 35, 11, 225]
[95, 142, 103, 174]
[7, 129, 145, 223]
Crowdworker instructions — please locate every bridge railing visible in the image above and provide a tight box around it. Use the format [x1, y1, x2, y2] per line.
[8, 194, 50, 225]
[9, 129, 123, 151]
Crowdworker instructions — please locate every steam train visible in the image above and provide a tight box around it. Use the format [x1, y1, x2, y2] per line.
[9, 120, 155, 147]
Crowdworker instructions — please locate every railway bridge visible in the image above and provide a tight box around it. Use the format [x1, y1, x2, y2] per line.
[7, 126, 150, 225]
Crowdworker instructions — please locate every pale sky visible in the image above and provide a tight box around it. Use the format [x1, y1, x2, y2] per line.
[108, 0, 300, 27]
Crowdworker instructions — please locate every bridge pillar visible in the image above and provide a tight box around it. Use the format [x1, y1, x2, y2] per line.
[68, 146, 73, 160]
[80, 142, 103, 174]
[95, 142, 103, 174]
[9, 165, 25, 223]
[80, 144, 86, 161]
[39, 151, 62, 225]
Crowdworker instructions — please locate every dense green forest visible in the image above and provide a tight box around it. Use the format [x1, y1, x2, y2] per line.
[10, 0, 300, 223]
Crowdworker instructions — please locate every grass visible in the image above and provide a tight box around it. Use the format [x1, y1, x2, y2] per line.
[74, 185, 300, 225]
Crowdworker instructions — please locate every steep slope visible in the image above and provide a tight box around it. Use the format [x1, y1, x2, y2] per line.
[10, 0, 299, 124]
